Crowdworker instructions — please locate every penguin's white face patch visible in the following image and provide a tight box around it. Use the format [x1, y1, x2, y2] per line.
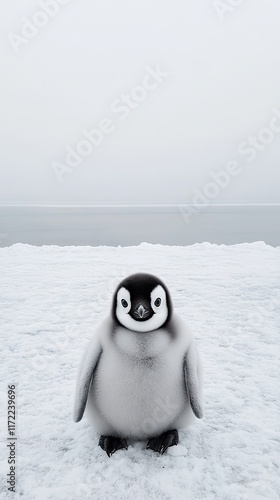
[151, 285, 167, 314]
[116, 287, 131, 315]
[116, 285, 168, 333]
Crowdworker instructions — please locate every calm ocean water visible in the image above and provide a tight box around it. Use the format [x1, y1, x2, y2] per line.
[0, 205, 279, 247]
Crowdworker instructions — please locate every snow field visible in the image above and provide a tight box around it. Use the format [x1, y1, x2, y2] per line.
[0, 242, 279, 499]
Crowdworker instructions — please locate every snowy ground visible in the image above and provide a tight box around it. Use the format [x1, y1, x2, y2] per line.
[0, 242, 279, 500]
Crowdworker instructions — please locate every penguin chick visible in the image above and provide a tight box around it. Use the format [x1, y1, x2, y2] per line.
[73, 272, 204, 457]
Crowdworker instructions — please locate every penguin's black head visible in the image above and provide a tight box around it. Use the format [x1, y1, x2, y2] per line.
[112, 273, 172, 332]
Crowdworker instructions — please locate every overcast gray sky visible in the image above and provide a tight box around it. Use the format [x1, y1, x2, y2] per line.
[1, 0, 280, 205]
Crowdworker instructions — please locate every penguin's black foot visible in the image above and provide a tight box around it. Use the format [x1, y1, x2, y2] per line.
[98, 435, 128, 457]
[146, 429, 179, 455]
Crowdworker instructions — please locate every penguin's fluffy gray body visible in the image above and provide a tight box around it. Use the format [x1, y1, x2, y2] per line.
[74, 295, 203, 441]
[85, 314, 202, 439]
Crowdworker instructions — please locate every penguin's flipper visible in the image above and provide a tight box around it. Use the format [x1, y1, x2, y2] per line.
[73, 335, 102, 423]
[184, 343, 204, 419]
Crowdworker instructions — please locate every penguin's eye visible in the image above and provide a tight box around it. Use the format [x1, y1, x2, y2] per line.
[154, 298, 161, 307]
[121, 299, 128, 308]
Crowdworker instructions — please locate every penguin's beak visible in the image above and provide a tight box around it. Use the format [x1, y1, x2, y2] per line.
[137, 304, 146, 318]
[131, 303, 152, 321]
